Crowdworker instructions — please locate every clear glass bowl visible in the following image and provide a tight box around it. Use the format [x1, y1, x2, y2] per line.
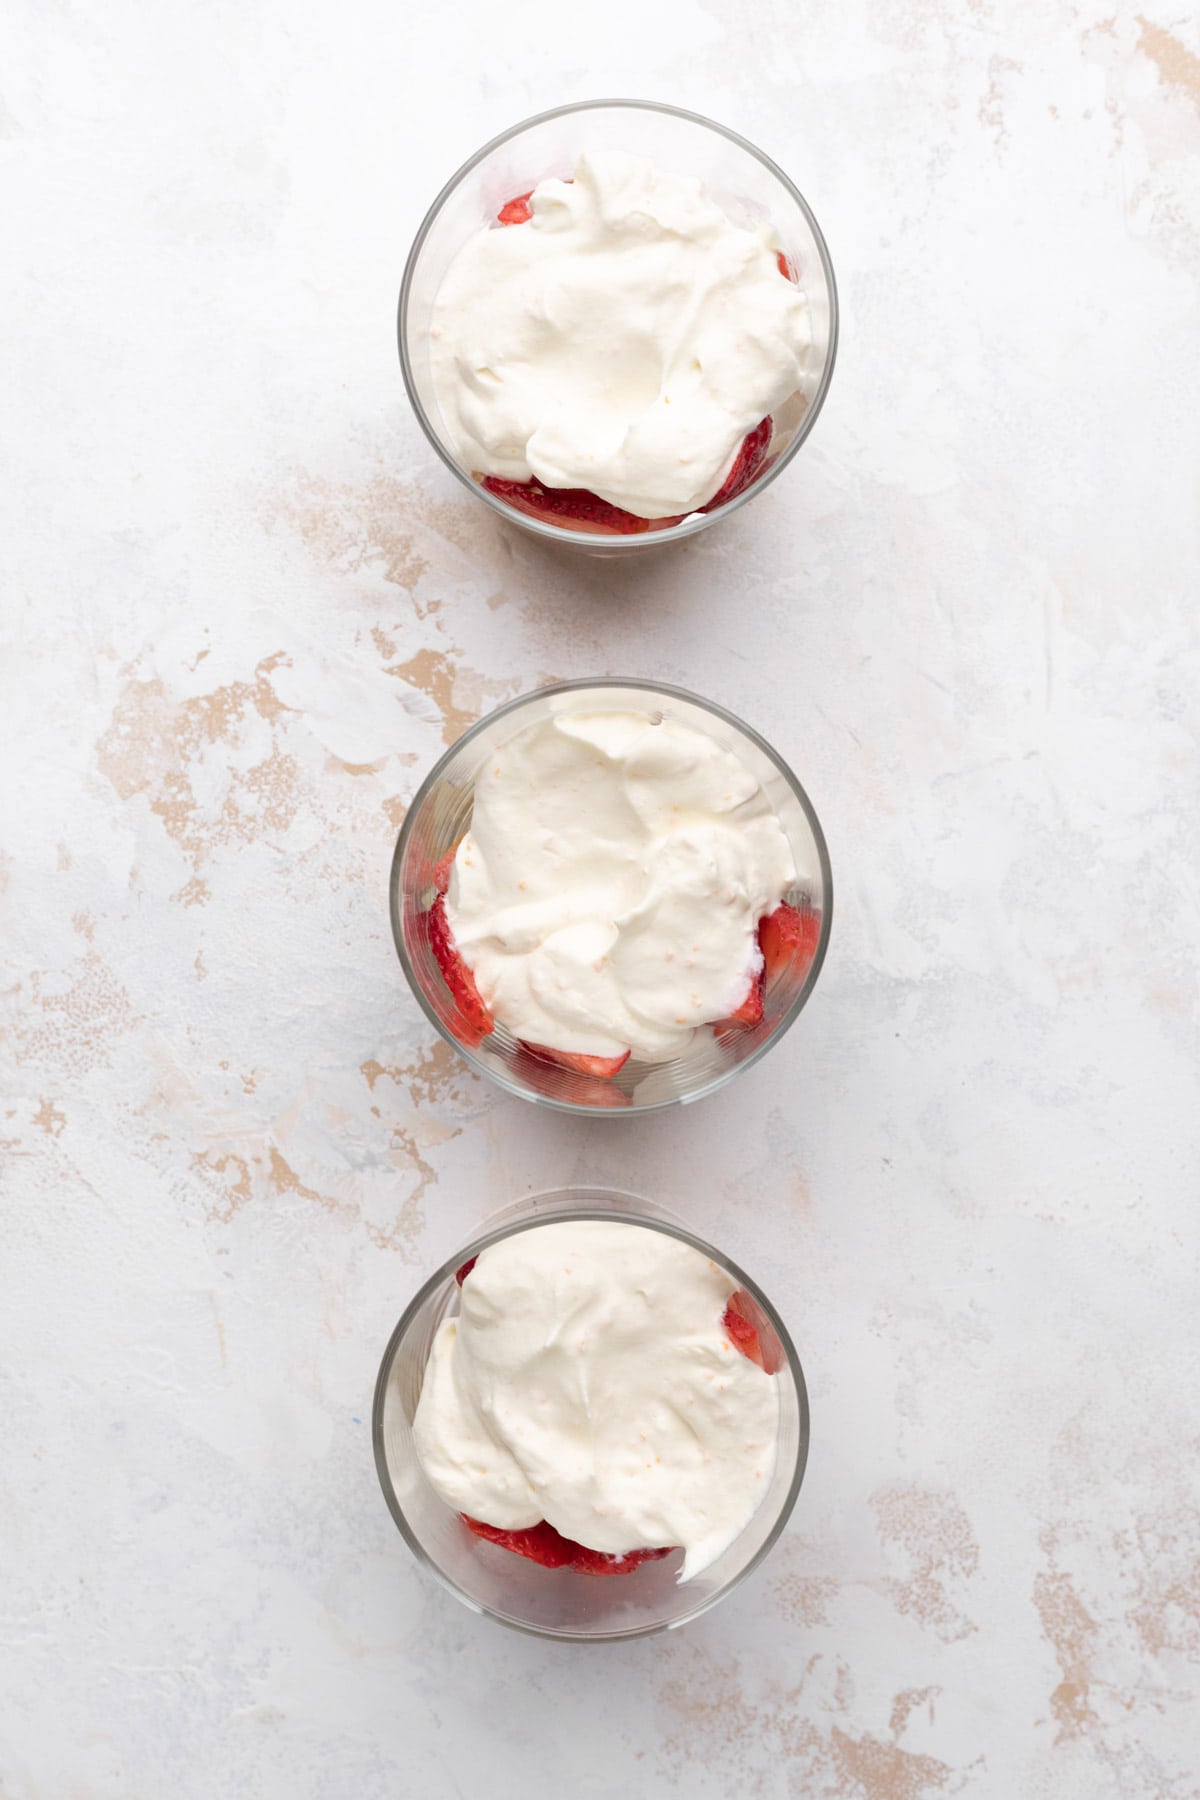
[390, 679, 833, 1116]
[397, 99, 838, 555]
[373, 1188, 810, 1640]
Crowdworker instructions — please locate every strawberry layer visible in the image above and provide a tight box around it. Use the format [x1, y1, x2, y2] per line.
[462, 1513, 677, 1575]
[427, 895, 493, 1046]
[715, 902, 822, 1033]
[479, 414, 772, 534]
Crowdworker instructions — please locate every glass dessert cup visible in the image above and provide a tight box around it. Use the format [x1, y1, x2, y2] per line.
[390, 679, 833, 1116]
[373, 1187, 810, 1640]
[398, 99, 838, 555]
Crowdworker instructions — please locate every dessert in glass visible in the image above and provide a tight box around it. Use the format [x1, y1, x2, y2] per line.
[391, 680, 832, 1114]
[373, 1188, 810, 1639]
[399, 100, 837, 553]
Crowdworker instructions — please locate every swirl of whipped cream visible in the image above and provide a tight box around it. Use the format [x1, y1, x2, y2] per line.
[444, 709, 798, 1061]
[412, 1221, 780, 1581]
[429, 151, 811, 518]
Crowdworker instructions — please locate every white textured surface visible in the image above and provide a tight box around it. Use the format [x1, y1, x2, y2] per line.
[2, 2, 1198, 1797]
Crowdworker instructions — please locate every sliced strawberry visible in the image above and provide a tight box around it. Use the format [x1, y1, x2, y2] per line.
[497, 176, 574, 226]
[758, 902, 821, 986]
[776, 249, 800, 282]
[513, 1044, 632, 1109]
[454, 1255, 477, 1286]
[462, 1515, 574, 1567]
[566, 1543, 676, 1576]
[520, 1040, 631, 1080]
[715, 904, 823, 1034]
[432, 840, 461, 896]
[427, 895, 494, 1046]
[463, 1513, 676, 1575]
[497, 190, 533, 225]
[700, 417, 773, 513]
[717, 964, 764, 1031]
[481, 418, 769, 530]
[723, 1301, 762, 1364]
[480, 476, 673, 536]
[415, 839, 459, 898]
[723, 1287, 785, 1376]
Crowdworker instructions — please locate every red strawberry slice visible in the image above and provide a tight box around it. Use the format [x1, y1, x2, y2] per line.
[462, 1515, 574, 1567]
[480, 476, 675, 536]
[719, 903, 821, 1033]
[520, 1040, 631, 1080]
[462, 1514, 676, 1575]
[513, 1044, 632, 1109]
[700, 416, 773, 513]
[723, 1287, 785, 1376]
[454, 1255, 477, 1286]
[415, 838, 460, 898]
[432, 839, 462, 896]
[496, 177, 573, 227]
[566, 1543, 677, 1576]
[482, 431, 771, 531]
[723, 1301, 762, 1363]
[497, 190, 533, 225]
[427, 895, 494, 1046]
[776, 249, 800, 282]
[758, 902, 821, 985]
[716, 964, 764, 1031]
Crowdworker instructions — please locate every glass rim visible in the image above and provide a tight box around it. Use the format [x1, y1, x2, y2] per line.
[396, 96, 840, 548]
[371, 1188, 812, 1642]
[389, 677, 835, 1118]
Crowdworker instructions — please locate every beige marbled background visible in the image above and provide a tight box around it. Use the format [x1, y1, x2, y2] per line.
[3, 1, 1199, 1795]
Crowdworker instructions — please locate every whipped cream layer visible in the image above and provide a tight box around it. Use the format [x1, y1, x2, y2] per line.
[445, 709, 798, 1061]
[413, 1221, 781, 1581]
[429, 151, 811, 518]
